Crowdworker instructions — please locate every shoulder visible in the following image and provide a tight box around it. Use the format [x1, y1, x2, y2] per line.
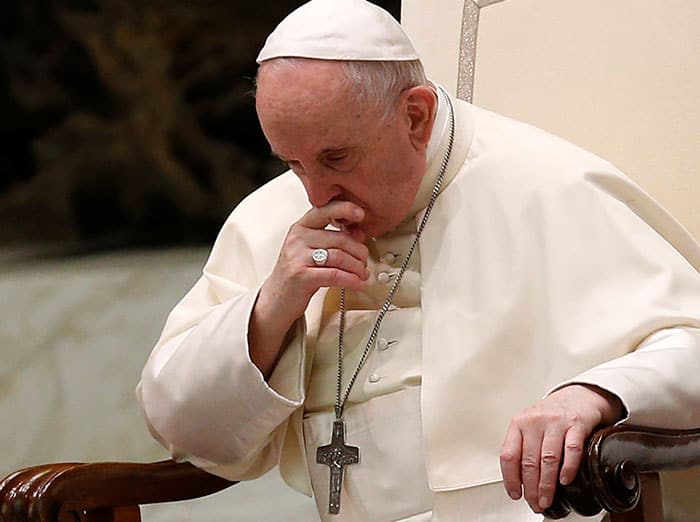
[217, 171, 310, 244]
[445, 102, 662, 237]
[204, 172, 310, 280]
[228, 171, 310, 227]
[451, 101, 628, 208]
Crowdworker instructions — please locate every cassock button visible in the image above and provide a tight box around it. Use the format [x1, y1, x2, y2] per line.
[368, 373, 381, 383]
[380, 252, 397, 265]
[377, 272, 390, 284]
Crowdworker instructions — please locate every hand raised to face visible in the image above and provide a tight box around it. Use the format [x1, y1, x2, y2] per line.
[248, 200, 371, 377]
[262, 200, 370, 321]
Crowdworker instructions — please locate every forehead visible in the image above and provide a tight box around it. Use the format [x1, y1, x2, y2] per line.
[257, 60, 351, 114]
[256, 60, 380, 155]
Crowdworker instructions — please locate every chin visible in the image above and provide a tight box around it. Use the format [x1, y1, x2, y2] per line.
[373, 216, 409, 239]
[355, 214, 399, 240]
[367, 225, 393, 240]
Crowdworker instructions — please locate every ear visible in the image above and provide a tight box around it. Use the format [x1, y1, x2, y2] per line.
[403, 86, 438, 151]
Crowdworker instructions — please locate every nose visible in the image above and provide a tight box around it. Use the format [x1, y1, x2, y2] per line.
[301, 175, 342, 208]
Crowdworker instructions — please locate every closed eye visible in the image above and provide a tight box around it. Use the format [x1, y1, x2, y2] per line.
[325, 149, 348, 160]
[321, 150, 356, 172]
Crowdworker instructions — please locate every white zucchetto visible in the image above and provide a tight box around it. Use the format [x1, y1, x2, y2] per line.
[256, 0, 420, 63]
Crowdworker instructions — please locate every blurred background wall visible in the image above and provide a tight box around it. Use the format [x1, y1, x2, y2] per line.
[0, 0, 399, 250]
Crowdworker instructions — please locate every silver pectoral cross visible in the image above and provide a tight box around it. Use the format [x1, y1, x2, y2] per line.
[316, 419, 360, 514]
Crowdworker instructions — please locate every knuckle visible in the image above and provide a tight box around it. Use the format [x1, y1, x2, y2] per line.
[514, 409, 546, 426]
[327, 270, 340, 287]
[565, 441, 583, 453]
[569, 413, 582, 425]
[326, 248, 337, 265]
[539, 481, 555, 492]
[541, 452, 560, 465]
[352, 262, 365, 278]
[333, 231, 349, 247]
[520, 456, 539, 472]
[500, 450, 519, 465]
[288, 222, 304, 237]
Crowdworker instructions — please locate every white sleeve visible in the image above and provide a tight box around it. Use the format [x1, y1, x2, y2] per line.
[549, 326, 700, 429]
[137, 284, 307, 480]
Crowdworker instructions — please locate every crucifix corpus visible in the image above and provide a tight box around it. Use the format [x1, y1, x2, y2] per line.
[316, 420, 360, 514]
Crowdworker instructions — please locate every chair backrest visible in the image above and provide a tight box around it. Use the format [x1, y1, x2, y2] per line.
[402, 0, 700, 240]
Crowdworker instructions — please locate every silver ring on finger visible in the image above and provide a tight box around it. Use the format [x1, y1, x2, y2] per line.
[311, 248, 329, 266]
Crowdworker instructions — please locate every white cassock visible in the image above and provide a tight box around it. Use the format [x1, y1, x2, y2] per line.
[137, 88, 700, 521]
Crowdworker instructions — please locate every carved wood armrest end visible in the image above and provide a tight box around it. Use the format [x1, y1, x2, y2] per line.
[545, 425, 700, 519]
[0, 460, 236, 521]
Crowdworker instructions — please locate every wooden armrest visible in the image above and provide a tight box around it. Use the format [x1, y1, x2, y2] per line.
[7, 425, 700, 521]
[0, 460, 236, 522]
[545, 424, 700, 519]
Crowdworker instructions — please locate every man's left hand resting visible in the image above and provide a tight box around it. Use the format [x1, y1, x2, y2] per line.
[500, 384, 624, 513]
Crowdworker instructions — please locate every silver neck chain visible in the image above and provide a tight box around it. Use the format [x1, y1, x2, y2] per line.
[334, 87, 456, 420]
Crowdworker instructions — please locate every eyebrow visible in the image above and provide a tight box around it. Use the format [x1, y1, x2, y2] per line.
[271, 147, 353, 162]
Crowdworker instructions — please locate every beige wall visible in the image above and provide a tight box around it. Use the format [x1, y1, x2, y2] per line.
[401, 0, 464, 95]
[402, 0, 700, 239]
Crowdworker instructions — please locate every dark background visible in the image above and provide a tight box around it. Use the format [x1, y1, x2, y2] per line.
[0, 0, 400, 250]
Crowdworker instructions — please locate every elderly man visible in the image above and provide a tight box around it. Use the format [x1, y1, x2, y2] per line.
[137, 0, 700, 520]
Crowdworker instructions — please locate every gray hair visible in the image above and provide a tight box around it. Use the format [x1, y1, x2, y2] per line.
[256, 58, 428, 119]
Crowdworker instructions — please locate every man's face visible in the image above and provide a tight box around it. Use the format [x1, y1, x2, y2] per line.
[255, 60, 428, 239]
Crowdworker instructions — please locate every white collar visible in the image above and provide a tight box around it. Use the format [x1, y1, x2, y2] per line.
[425, 82, 449, 167]
[406, 83, 453, 218]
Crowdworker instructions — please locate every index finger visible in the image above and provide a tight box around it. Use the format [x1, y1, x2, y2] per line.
[500, 424, 524, 500]
[299, 201, 364, 229]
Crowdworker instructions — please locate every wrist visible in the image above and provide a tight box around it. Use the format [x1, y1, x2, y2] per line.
[578, 384, 625, 426]
[248, 283, 304, 378]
